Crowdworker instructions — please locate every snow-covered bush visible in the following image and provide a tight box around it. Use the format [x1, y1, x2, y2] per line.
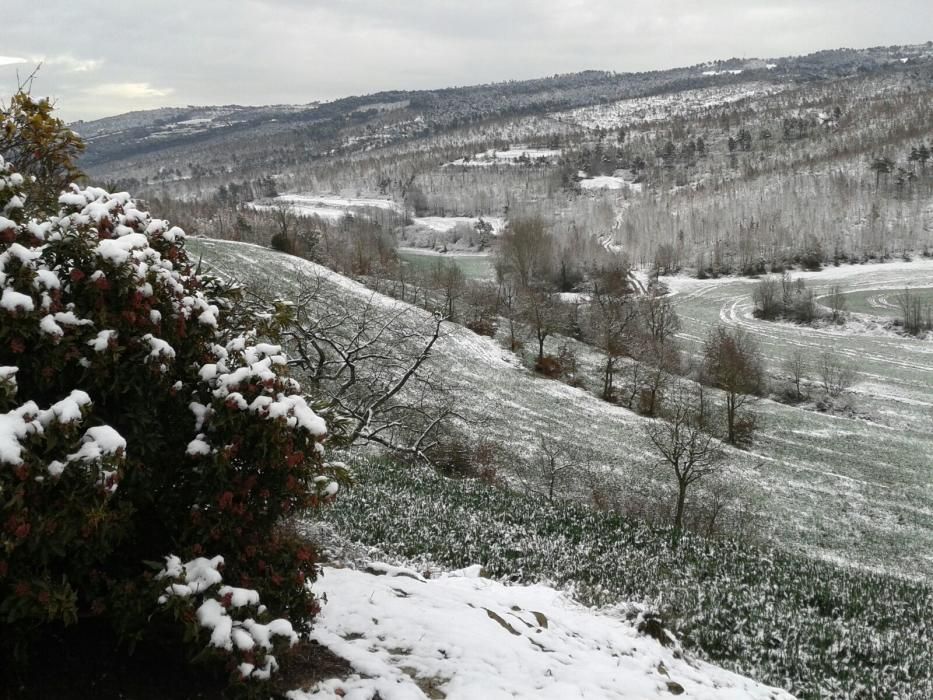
[155, 554, 300, 682]
[0, 95, 344, 685]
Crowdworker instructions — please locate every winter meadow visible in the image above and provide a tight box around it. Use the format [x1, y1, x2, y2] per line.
[3, 4, 933, 698]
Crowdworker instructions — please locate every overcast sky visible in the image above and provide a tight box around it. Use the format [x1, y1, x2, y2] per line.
[2, 1, 931, 122]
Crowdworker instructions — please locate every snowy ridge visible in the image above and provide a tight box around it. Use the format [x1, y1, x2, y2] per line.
[290, 564, 795, 700]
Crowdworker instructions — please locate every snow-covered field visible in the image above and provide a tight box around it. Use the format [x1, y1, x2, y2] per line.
[409, 216, 505, 233]
[445, 146, 561, 167]
[579, 175, 642, 191]
[289, 564, 794, 700]
[251, 194, 404, 221]
[189, 239, 933, 581]
[664, 260, 933, 578]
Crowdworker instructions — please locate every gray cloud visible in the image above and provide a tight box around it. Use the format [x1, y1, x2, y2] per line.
[1, 1, 931, 121]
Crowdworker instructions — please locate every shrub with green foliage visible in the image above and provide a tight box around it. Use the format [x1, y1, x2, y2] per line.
[1, 90, 84, 217]
[0, 95, 345, 687]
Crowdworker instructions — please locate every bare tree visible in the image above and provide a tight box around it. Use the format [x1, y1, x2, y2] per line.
[826, 285, 847, 323]
[521, 286, 566, 366]
[644, 385, 723, 548]
[752, 275, 782, 319]
[630, 292, 682, 415]
[496, 217, 553, 289]
[516, 434, 590, 502]
[702, 326, 765, 446]
[587, 262, 637, 400]
[895, 287, 931, 336]
[816, 350, 856, 398]
[429, 259, 466, 322]
[639, 292, 680, 348]
[498, 279, 521, 351]
[274, 273, 459, 463]
[782, 348, 809, 402]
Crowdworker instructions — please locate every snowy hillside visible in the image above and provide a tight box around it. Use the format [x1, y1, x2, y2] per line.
[291, 564, 795, 700]
[189, 238, 933, 583]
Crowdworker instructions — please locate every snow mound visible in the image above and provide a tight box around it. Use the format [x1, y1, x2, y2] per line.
[290, 565, 795, 700]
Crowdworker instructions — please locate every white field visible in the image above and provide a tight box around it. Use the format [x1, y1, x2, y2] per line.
[251, 194, 404, 221]
[190, 239, 933, 580]
[445, 146, 561, 167]
[289, 563, 795, 700]
[664, 260, 933, 578]
[410, 216, 506, 233]
[579, 175, 642, 191]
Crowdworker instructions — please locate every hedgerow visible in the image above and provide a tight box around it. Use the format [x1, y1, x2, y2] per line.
[318, 457, 933, 699]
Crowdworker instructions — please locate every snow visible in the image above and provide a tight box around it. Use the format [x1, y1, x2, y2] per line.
[579, 175, 630, 191]
[156, 554, 300, 679]
[410, 216, 505, 233]
[67, 425, 126, 464]
[52, 311, 91, 326]
[186, 436, 211, 455]
[196, 344, 327, 436]
[289, 565, 795, 700]
[1, 288, 34, 312]
[252, 194, 404, 222]
[157, 554, 225, 598]
[445, 147, 562, 167]
[219, 585, 261, 608]
[95, 233, 150, 265]
[33, 269, 61, 291]
[45, 390, 93, 425]
[188, 238, 933, 581]
[0, 390, 103, 469]
[661, 258, 933, 577]
[556, 82, 784, 130]
[143, 334, 176, 360]
[88, 329, 117, 352]
[0, 402, 39, 466]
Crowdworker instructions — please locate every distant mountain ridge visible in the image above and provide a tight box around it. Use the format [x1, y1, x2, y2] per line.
[73, 41, 933, 172]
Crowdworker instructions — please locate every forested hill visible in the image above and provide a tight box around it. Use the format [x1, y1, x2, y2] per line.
[73, 42, 933, 171]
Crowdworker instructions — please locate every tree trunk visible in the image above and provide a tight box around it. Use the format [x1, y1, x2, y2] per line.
[602, 356, 614, 400]
[726, 393, 737, 444]
[672, 482, 687, 549]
